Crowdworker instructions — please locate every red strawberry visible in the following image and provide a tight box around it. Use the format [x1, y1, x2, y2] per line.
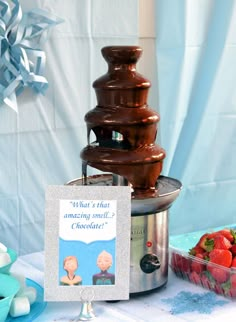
[229, 274, 236, 297]
[219, 229, 235, 243]
[230, 273, 236, 288]
[170, 253, 179, 272]
[208, 229, 234, 243]
[191, 253, 205, 273]
[189, 245, 205, 256]
[189, 271, 201, 284]
[231, 257, 236, 268]
[207, 232, 220, 239]
[230, 229, 236, 243]
[212, 234, 232, 250]
[231, 245, 236, 256]
[202, 251, 210, 260]
[197, 233, 211, 251]
[171, 253, 190, 273]
[214, 283, 224, 295]
[208, 249, 232, 267]
[207, 265, 229, 283]
[228, 287, 236, 298]
[201, 274, 212, 289]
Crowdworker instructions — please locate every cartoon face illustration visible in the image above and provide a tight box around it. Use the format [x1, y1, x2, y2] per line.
[93, 250, 115, 285]
[64, 256, 78, 274]
[60, 255, 82, 286]
[97, 250, 112, 271]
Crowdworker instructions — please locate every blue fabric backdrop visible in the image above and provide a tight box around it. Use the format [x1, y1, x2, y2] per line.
[1, 0, 236, 254]
[155, 0, 236, 234]
[0, 0, 139, 254]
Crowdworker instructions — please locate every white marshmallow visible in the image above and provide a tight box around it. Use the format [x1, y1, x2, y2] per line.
[10, 273, 26, 289]
[0, 252, 11, 267]
[16, 286, 37, 304]
[9, 296, 30, 318]
[0, 242, 7, 253]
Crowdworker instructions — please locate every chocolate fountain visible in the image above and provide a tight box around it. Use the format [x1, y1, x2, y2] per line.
[68, 46, 182, 294]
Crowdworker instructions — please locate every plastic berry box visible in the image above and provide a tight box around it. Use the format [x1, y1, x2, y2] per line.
[169, 224, 236, 298]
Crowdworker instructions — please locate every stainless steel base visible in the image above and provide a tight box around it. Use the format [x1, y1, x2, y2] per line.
[130, 211, 168, 294]
[67, 174, 181, 294]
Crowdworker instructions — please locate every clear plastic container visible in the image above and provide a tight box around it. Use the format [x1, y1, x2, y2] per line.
[169, 224, 236, 298]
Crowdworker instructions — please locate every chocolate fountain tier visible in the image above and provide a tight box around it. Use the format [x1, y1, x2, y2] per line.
[67, 174, 182, 213]
[93, 46, 150, 108]
[81, 45, 166, 198]
[85, 106, 159, 146]
[101, 46, 143, 65]
[81, 144, 165, 163]
[81, 144, 165, 197]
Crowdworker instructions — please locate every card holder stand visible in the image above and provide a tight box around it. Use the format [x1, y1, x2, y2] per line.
[78, 288, 95, 321]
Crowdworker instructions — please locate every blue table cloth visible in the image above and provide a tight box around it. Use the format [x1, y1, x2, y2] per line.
[9, 252, 236, 322]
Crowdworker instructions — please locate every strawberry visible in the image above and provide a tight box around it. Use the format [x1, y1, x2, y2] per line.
[191, 253, 205, 273]
[208, 249, 232, 267]
[230, 273, 236, 288]
[228, 287, 236, 298]
[200, 233, 232, 251]
[229, 274, 236, 297]
[212, 234, 232, 250]
[197, 233, 211, 251]
[170, 253, 178, 272]
[189, 271, 201, 285]
[207, 249, 231, 283]
[207, 265, 229, 283]
[219, 229, 235, 243]
[201, 273, 212, 289]
[208, 229, 234, 243]
[231, 257, 236, 268]
[230, 229, 236, 243]
[214, 283, 224, 295]
[231, 244, 236, 256]
[202, 251, 210, 260]
[207, 232, 220, 239]
[171, 253, 190, 273]
[189, 245, 205, 256]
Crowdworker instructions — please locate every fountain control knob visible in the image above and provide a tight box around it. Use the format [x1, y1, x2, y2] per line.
[140, 254, 161, 274]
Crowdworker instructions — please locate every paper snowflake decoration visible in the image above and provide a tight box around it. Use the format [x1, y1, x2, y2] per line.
[0, 0, 63, 112]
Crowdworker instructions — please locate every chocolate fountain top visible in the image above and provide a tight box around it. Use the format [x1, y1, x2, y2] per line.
[101, 46, 142, 64]
[80, 46, 166, 198]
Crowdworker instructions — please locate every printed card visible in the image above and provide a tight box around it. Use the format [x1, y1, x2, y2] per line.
[44, 185, 131, 301]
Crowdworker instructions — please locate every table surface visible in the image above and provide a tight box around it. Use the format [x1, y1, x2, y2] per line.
[10, 252, 236, 322]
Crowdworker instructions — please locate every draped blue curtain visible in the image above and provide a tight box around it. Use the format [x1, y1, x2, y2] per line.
[0, 0, 139, 254]
[155, 0, 236, 235]
[1, 0, 236, 255]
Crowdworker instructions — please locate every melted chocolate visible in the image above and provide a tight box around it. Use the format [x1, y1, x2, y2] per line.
[80, 46, 165, 198]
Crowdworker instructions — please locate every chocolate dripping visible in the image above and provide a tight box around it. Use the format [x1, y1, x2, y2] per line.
[80, 46, 165, 198]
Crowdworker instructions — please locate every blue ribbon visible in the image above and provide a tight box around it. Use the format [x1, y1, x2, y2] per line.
[0, 0, 63, 112]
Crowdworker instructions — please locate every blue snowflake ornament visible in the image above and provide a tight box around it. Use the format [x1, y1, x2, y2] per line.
[0, 0, 63, 112]
[162, 291, 228, 315]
